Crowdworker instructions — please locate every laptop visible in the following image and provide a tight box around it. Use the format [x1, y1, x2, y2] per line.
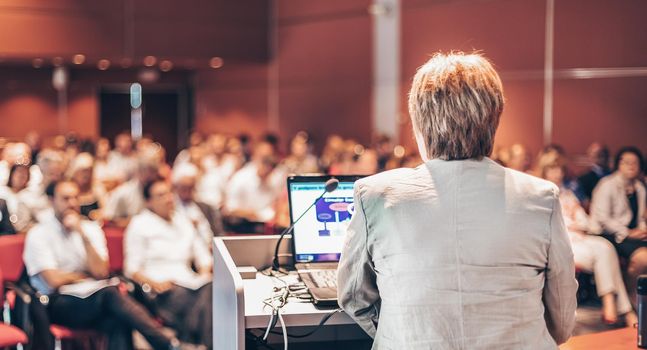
[287, 175, 364, 307]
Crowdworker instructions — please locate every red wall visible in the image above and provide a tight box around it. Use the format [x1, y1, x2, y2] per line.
[400, 0, 547, 155]
[194, 63, 270, 139]
[0, 0, 645, 158]
[276, 0, 373, 148]
[552, 0, 647, 155]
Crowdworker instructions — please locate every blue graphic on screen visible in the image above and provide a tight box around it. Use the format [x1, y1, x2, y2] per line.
[290, 182, 355, 262]
[315, 197, 354, 236]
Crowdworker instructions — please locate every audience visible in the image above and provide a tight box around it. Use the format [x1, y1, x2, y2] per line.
[23, 180, 186, 350]
[103, 158, 159, 227]
[172, 163, 224, 244]
[67, 152, 106, 220]
[225, 141, 285, 224]
[94, 137, 122, 193]
[0, 164, 34, 231]
[124, 178, 213, 349]
[590, 147, 647, 304]
[506, 143, 532, 173]
[0, 142, 33, 185]
[537, 151, 636, 326]
[281, 131, 320, 175]
[22, 149, 64, 222]
[107, 132, 138, 181]
[578, 142, 612, 208]
[0, 125, 640, 345]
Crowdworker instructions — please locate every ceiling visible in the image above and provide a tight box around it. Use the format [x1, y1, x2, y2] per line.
[0, 0, 269, 69]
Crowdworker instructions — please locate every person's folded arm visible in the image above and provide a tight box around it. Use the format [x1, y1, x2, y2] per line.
[543, 187, 578, 345]
[39, 270, 88, 289]
[337, 183, 380, 338]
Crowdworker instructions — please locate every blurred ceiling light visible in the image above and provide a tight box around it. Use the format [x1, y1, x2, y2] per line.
[393, 145, 405, 158]
[209, 57, 224, 69]
[138, 68, 160, 83]
[32, 58, 44, 68]
[72, 54, 86, 65]
[143, 56, 157, 67]
[159, 60, 173, 72]
[97, 59, 111, 70]
[52, 56, 64, 67]
[120, 58, 133, 68]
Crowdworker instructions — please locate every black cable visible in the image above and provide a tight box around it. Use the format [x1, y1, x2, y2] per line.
[265, 308, 342, 339]
[245, 330, 278, 350]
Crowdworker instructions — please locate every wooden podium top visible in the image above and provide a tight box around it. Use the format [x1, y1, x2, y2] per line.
[560, 328, 638, 350]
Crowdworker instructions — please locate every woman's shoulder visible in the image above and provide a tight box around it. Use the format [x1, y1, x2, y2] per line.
[357, 167, 420, 189]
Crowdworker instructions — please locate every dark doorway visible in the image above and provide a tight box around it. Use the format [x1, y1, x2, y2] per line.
[99, 86, 191, 162]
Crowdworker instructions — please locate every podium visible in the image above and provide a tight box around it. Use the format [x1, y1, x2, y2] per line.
[212, 235, 370, 349]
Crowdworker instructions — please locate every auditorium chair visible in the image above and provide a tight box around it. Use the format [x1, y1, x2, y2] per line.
[0, 268, 28, 349]
[0, 235, 102, 350]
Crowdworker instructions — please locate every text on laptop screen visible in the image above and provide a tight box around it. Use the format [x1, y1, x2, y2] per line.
[289, 181, 356, 263]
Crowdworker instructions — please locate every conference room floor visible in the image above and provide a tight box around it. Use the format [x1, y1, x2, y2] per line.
[573, 302, 630, 336]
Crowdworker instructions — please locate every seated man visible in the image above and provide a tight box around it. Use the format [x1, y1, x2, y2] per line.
[172, 163, 225, 244]
[124, 178, 213, 349]
[225, 141, 285, 226]
[22, 180, 187, 350]
[103, 158, 159, 227]
[22, 149, 64, 222]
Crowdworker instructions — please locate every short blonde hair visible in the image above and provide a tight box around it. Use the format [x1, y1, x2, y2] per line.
[408, 52, 504, 160]
[535, 150, 566, 179]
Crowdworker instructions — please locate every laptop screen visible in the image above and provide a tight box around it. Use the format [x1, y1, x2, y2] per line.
[288, 176, 362, 263]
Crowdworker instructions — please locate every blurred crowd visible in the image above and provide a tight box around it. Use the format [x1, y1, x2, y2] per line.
[0, 129, 645, 342]
[0, 130, 423, 233]
[0, 131, 644, 234]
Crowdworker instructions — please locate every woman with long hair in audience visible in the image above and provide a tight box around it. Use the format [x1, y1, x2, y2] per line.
[537, 151, 637, 326]
[591, 147, 647, 307]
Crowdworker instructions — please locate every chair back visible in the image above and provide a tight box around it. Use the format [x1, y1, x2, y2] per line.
[104, 227, 124, 274]
[0, 267, 4, 306]
[0, 235, 25, 283]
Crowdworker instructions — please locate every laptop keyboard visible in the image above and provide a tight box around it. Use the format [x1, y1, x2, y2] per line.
[309, 270, 338, 288]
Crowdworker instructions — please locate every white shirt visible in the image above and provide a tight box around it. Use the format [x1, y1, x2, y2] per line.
[94, 160, 123, 183]
[23, 214, 108, 295]
[0, 186, 33, 231]
[174, 196, 214, 247]
[124, 209, 212, 290]
[225, 163, 285, 222]
[103, 180, 144, 220]
[201, 154, 237, 178]
[107, 151, 138, 180]
[18, 185, 52, 224]
[196, 169, 226, 209]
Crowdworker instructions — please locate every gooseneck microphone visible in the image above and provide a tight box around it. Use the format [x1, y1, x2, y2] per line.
[272, 178, 339, 271]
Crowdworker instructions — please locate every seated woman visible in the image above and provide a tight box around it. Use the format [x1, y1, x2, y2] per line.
[0, 164, 35, 232]
[590, 147, 647, 306]
[67, 153, 106, 220]
[538, 151, 637, 326]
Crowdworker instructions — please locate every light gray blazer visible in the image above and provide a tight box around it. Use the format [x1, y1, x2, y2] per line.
[337, 158, 577, 350]
[589, 172, 646, 242]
